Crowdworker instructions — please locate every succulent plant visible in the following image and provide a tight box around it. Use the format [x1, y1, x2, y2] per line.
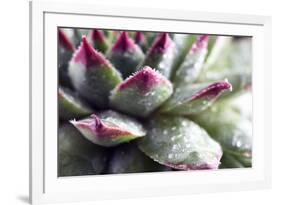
[58, 28, 252, 176]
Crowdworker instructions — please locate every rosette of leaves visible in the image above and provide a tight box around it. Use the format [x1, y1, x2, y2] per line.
[58, 28, 252, 176]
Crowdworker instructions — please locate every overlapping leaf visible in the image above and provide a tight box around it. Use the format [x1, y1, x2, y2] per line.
[110, 66, 173, 117]
[71, 110, 146, 147]
[160, 80, 232, 115]
[107, 32, 145, 78]
[191, 100, 252, 163]
[68, 36, 122, 108]
[138, 116, 222, 170]
[59, 123, 108, 176]
[58, 87, 93, 120]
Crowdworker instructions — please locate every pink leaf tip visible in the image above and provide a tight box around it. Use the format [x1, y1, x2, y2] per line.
[118, 66, 170, 91]
[150, 33, 173, 54]
[190, 35, 209, 54]
[91, 29, 106, 42]
[73, 36, 108, 68]
[71, 114, 131, 137]
[112, 31, 136, 52]
[191, 79, 232, 101]
[58, 29, 74, 51]
[135, 32, 145, 43]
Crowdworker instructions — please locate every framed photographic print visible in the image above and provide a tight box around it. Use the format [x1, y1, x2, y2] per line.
[30, 0, 272, 204]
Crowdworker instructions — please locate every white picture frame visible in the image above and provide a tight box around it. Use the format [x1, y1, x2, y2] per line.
[29, 0, 272, 204]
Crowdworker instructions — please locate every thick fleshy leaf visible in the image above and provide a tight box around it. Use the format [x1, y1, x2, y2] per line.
[107, 32, 145, 78]
[191, 100, 252, 158]
[233, 154, 252, 167]
[173, 35, 208, 85]
[199, 38, 252, 85]
[160, 80, 232, 115]
[134, 32, 148, 51]
[141, 33, 176, 78]
[138, 116, 222, 170]
[110, 66, 173, 117]
[68, 36, 122, 108]
[201, 71, 251, 98]
[58, 29, 75, 88]
[219, 153, 244, 169]
[71, 110, 146, 147]
[171, 34, 196, 76]
[107, 143, 171, 174]
[58, 123, 108, 176]
[89, 29, 109, 53]
[58, 87, 93, 120]
[204, 36, 232, 70]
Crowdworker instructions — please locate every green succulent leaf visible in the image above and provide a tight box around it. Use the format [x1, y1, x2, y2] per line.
[173, 35, 208, 86]
[141, 33, 177, 78]
[71, 110, 146, 147]
[58, 123, 108, 176]
[107, 32, 145, 78]
[134, 32, 148, 52]
[58, 29, 75, 88]
[171, 34, 196, 76]
[110, 66, 173, 117]
[160, 80, 232, 115]
[68, 36, 122, 108]
[199, 38, 252, 88]
[107, 143, 171, 174]
[219, 153, 244, 169]
[58, 87, 93, 120]
[138, 116, 222, 170]
[89, 29, 109, 53]
[191, 100, 252, 158]
[58, 28, 252, 174]
[233, 153, 252, 167]
[204, 36, 232, 71]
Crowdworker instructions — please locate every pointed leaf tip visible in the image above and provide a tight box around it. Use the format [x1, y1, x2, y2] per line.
[190, 80, 232, 101]
[71, 111, 146, 147]
[161, 80, 232, 115]
[173, 35, 209, 85]
[73, 36, 108, 68]
[91, 29, 106, 41]
[141, 33, 176, 78]
[150, 33, 173, 54]
[118, 66, 171, 91]
[107, 32, 145, 78]
[190, 35, 209, 54]
[58, 29, 75, 51]
[90, 29, 109, 53]
[135, 32, 145, 43]
[110, 66, 173, 117]
[68, 36, 122, 108]
[134, 32, 148, 52]
[112, 31, 136, 51]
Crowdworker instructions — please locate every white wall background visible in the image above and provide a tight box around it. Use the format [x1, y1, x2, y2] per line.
[0, 0, 279, 204]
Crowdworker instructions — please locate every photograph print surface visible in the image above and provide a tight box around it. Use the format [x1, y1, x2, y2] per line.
[58, 28, 252, 177]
